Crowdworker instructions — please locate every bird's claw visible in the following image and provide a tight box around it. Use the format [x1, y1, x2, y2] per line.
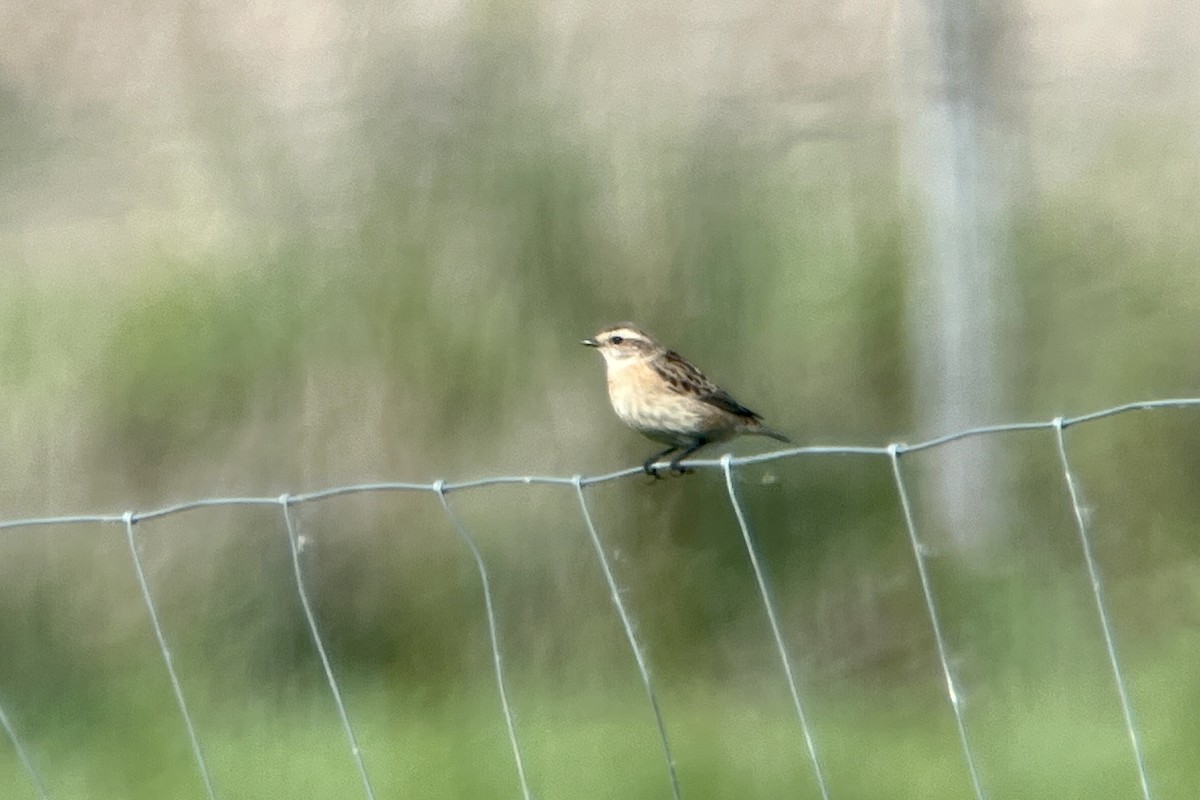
[642, 452, 695, 478]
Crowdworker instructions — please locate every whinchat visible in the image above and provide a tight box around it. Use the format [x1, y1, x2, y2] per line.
[582, 323, 790, 476]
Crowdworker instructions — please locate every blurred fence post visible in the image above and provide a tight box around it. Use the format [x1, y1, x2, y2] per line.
[897, 0, 1027, 555]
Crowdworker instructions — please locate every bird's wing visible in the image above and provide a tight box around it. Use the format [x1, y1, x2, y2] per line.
[655, 351, 762, 420]
[699, 386, 762, 420]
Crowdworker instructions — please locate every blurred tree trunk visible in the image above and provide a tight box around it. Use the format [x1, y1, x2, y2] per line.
[898, 0, 1028, 556]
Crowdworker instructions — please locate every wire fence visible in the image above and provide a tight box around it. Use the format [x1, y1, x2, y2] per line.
[4, 397, 1195, 799]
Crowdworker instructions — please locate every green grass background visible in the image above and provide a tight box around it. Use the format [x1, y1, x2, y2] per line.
[3, 2, 1200, 797]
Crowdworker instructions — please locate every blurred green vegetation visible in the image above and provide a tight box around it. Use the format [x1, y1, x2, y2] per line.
[3, 2, 1200, 797]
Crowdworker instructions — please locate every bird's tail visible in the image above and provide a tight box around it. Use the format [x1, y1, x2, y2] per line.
[750, 424, 791, 444]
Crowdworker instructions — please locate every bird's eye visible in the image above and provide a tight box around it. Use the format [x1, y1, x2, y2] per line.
[610, 335, 624, 345]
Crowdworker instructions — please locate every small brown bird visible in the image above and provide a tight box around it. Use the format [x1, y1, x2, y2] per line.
[582, 323, 790, 475]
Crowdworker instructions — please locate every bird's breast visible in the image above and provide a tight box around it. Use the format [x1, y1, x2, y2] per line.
[605, 360, 729, 443]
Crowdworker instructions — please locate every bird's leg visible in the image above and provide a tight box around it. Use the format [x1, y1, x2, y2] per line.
[668, 440, 709, 475]
[643, 446, 680, 477]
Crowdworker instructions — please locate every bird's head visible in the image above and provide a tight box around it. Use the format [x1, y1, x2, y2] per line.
[581, 323, 663, 366]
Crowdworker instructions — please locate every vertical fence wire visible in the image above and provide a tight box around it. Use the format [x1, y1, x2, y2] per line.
[886, 446, 986, 800]
[122, 512, 218, 800]
[433, 482, 533, 800]
[1052, 419, 1153, 800]
[279, 497, 376, 800]
[0, 701, 49, 800]
[720, 455, 831, 800]
[571, 477, 681, 800]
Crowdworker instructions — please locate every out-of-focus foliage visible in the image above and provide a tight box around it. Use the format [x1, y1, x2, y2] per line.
[2, 0, 1200, 796]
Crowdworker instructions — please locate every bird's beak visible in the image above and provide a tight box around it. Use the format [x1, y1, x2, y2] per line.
[581, 338, 599, 347]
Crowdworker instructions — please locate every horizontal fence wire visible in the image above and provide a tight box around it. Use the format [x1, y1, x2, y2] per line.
[2, 397, 1192, 799]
